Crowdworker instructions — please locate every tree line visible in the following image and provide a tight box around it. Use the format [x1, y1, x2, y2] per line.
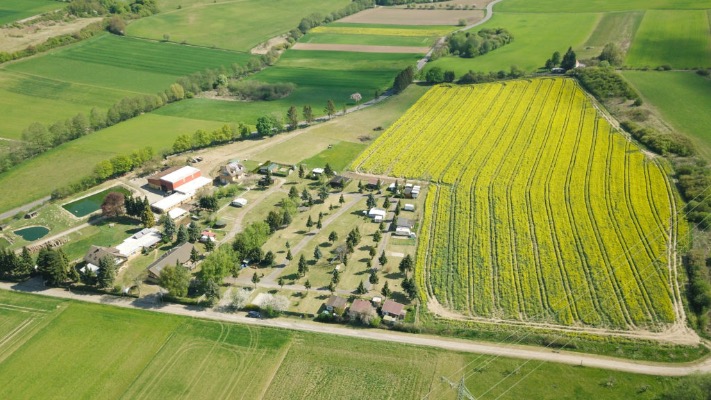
[443, 28, 514, 59]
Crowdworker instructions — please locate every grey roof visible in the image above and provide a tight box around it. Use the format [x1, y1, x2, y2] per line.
[326, 295, 348, 309]
[148, 243, 194, 278]
[382, 299, 406, 316]
[395, 218, 414, 228]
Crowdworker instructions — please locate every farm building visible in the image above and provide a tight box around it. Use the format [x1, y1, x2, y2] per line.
[395, 217, 414, 229]
[200, 230, 216, 242]
[403, 184, 421, 199]
[381, 299, 406, 323]
[231, 198, 248, 207]
[348, 299, 374, 320]
[83, 245, 127, 271]
[259, 163, 278, 175]
[147, 242, 194, 281]
[325, 295, 348, 313]
[219, 162, 246, 184]
[368, 208, 387, 221]
[329, 175, 351, 188]
[148, 166, 206, 193]
[115, 228, 162, 257]
[403, 203, 415, 212]
[395, 227, 415, 238]
[167, 207, 188, 220]
[151, 193, 190, 214]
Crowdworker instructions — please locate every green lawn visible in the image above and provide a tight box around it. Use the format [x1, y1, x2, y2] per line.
[426, 12, 598, 74]
[126, 0, 351, 52]
[578, 11, 644, 60]
[300, 32, 437, 47]
[0, 0, 64, 25]
[300, 141, 368, 172]
[60, 217, 142, 262]
[626, 10, 711, 68]
[0, 289, 690, 399]
[623, 71, 711, 159]
[0, 114, 224, 213]
[496, 0, 711, 12]
[155, 50, 420, 124]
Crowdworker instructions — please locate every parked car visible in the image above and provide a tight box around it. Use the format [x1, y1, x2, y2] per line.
[246, 311, 261, 318]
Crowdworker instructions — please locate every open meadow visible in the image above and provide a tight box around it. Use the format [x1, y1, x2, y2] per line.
[0, 34, 249, 139]
[626, 10, 711, 68]
[576, 11, 643, 60]
[623, 71, 711, 159]
[425, 12, 598, 74]
[0, 0, 64, 25]
[352, 78, 681, 329]
[0, 289, 683, 399]
[496, 0, 711, 12]
[126, 0, 351, 52]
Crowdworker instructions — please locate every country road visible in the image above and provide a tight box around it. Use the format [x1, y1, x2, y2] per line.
[2, 281, 711, 377]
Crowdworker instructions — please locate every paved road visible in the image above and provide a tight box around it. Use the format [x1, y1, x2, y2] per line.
[2, 281, 711, 377]
[0, 196, 51, 221]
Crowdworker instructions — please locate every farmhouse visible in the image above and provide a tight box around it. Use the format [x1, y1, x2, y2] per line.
[115, 228, 162, 257]
[329, 175, 351, 188]
[395, 217, 414, 229]
[368, 208, 387, 221]
[381, 299, 406, 323]
[324, 295, 348, 313]
[348, 299, 374, 320]
[148, 166, 205, 192]
[219, 162, 246, 184]
[403, 184, 421, 199]
[83, 245, 127, 270]
[147, 242, 194, 281]
[200, 230, 216, 242]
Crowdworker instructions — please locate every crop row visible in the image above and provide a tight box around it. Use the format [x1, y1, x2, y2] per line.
[356, 78, 678, 328]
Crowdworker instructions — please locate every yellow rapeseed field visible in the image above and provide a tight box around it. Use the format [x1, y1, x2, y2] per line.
[352, 78, 680, 328]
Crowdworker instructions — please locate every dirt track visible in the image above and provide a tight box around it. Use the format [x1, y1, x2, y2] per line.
[2, 282, 711, 377]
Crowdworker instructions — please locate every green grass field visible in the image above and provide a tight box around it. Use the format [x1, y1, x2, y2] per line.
[0, 34, 249, 139]
[0, 289, 687, 399]
[0, 0, 63, 25]
[300, 32, 436, 47]
[623, 71, 711, 158]
[577, 11, 644, 60]
[426, 12, 598, 74]
[0, 114, 224, 213]
[496, 0, 711, 12]
[126, 0, 351, 52]
[155, 50, 419, 124]
[299, 141, 367, 172]
[626, 10, 711, 68]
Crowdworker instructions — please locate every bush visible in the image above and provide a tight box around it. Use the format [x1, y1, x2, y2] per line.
[228, 80, 295, 101]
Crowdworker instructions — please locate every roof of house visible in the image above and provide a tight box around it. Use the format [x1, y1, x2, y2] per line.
[174, 176, 212, 196]
[167, 207, 188, 220]
[349, 299, 373, 315]
[221, 162, 245, 176]
[396, 218, 414, 228]
[326, 295, 348, 309]
[84, 245, 125, 266]
[147, 166, 182, 181]
[151, 192, 190, 212]
[382, 299, 406, 316]
[161, 166, 201, 184]
[148, 242, 194, 278]
[260, 163, 278, 171]
[115, 228, 162, 257]
[201, 230, 216, 237]
[368, 208, 387, 217]
[312, 167, 324, 174]
[329, 175, 348, 184]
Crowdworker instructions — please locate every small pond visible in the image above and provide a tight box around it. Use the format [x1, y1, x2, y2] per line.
[14, 226, 49, 241]
[62, 186, 131, 218]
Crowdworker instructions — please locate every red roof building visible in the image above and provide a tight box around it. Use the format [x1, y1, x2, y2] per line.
[148, 166, 203, 192]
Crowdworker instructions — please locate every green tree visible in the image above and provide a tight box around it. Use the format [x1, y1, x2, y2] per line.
[190, 247, 200, 263]
[204, 239, 215, 252]
[298, 164, 305, 178]
[101, 192, 125, 218]
[328, 231, 338, 243]
[381, 281, 391, 298]
[366, 194, 376, 209]
[356, 280, 367, 294]
[286, 248, 293, 261]
[304, 279, 312, 292]
[393, 66, 415, 94]
[256, 116, 275, 136]
[97, 256, 116, 289]
[425, 66, 445, 84]
[402, 277, 417, 299]
[339, 193, 345, 205]
[318, 185, 329, 202]
[251, 271, 261, 288]
[379, 251, 388, 266]
[298, 255, 308, 277]
[203, 279, 221, 305]
[289, 185, 299, 200]
[306, 215, 314, 229]
[444, 70, 456, 83]
[163, 215, 176, 242]
[325, 100, 336, 119]
[264, 250, 275, 266]
[551, 50, 561, 66]
[373, 230, 382, 243]
[141, 207, 155, 228]
[199, 195, 218, 211]
[324, 163, 334, 177]
[266, 210, 284, 233]
[302, 105, 314, 124]
[287, 105, 299, 130]
[369, 270, 379, 284]
[314, 246, 322, 260]
[176, 225, 188, 244]
[278, 277, 285, 288]
[598, 42, 623, 66]
[159, 263, 190, 297]
[187, 221, 200, 243]
[331, 269, 340, 284]
[561, 47, 577, 70]
[94, 160, 114, 180]
[328, 282, 335, 293]
[399, 254, 414, 275]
